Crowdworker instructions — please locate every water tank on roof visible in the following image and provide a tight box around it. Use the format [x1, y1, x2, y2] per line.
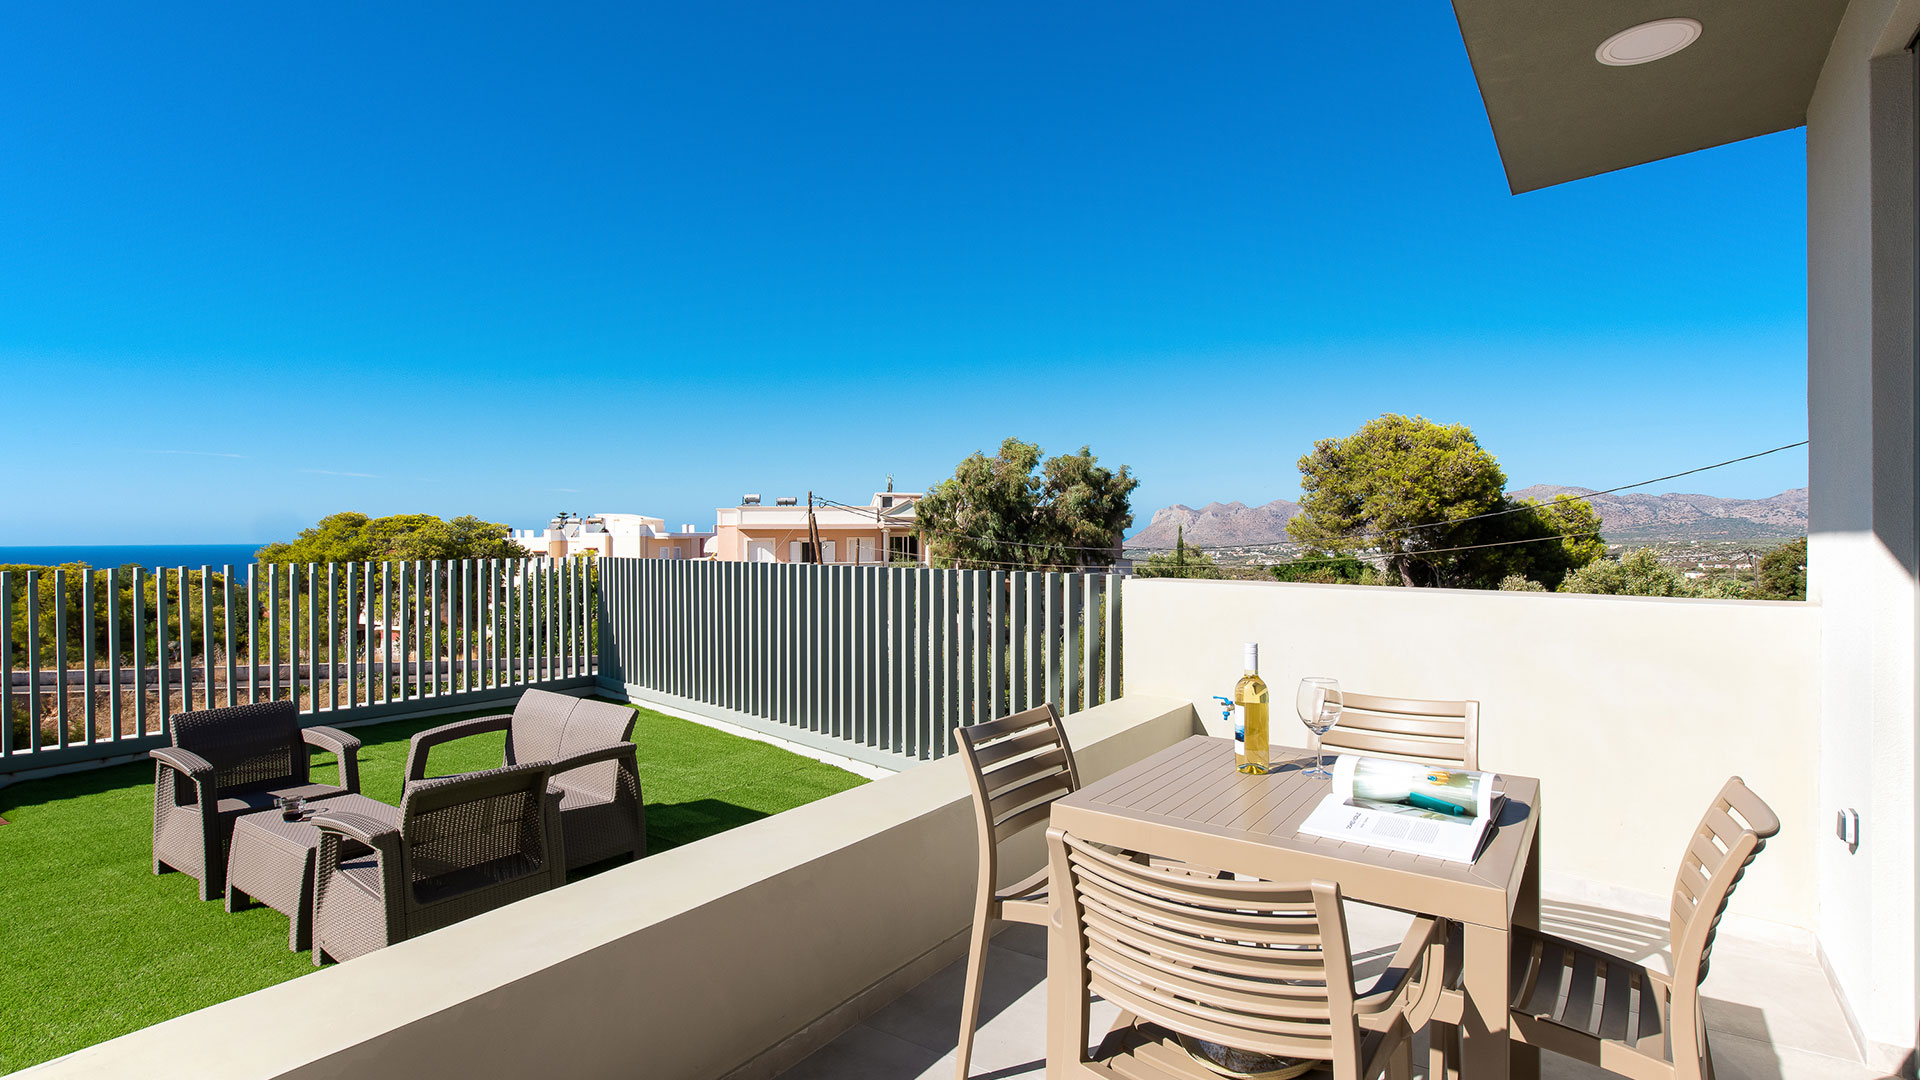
[743, 494, 761, 505]
[776, 496, 798, 506]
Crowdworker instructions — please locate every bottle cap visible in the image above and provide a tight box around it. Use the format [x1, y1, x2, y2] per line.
[1244, 643, 1258, 672]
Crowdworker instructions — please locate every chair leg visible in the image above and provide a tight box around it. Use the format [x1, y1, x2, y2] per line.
[1387, 1031, 1412, 1080]
[954, 913, 995, 1080]
[1428, 1024, 1457, 1080]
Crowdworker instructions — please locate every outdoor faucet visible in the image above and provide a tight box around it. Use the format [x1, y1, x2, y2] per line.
[1211, 695, 1234, 727]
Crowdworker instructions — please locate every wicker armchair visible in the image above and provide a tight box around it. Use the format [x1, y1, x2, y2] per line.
[310, 761, 567, 964]
[151, 700, 362, 901]
[404, 689, 644, 871]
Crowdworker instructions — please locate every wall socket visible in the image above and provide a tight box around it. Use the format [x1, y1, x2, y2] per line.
[1835, 808, 1860, 853]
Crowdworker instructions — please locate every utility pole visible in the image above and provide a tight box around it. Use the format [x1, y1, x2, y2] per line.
[806, 491, 823, 564]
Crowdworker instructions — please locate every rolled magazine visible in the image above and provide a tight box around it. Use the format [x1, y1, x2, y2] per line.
[1298, 755, 1503, 863]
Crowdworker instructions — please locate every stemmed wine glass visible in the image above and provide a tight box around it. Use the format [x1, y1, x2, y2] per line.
[1295, 678, 1342, 779]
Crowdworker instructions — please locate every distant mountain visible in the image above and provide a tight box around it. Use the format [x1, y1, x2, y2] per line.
[1128, 499, 1301, 548]
[1126, 487, 1807, 548]
[1510, 486, 1807, 542]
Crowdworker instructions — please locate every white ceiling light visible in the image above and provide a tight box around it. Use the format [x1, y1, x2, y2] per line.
[1595, 18, 1703, 66]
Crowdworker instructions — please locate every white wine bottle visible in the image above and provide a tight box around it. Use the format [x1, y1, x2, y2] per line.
[1235, 643, 1272, 775]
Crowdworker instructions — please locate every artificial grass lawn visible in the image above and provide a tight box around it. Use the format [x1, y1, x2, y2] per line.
[0, 701, 867, 1073]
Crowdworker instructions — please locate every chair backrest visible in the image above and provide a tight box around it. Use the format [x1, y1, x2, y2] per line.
[398, 761, 557, 906]
[171, 700, 305, 794]
[1319, 692, 1479, 770]
[505, 689, 634, 765]
[1049, 828, 1363, 1073]
[954, 705, 1080, 879]
[1670, 777, 1779, 988]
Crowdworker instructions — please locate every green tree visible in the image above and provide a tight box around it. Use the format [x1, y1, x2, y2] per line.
[914, 438, 1138, 569]
[1288, 415, 1603, 589]
[1497, 573, 1547, 592]
[256, 512, 524, 564]
[1269, 552, 1376, 584]
[1559, 549, 1690, 596]
[1753, 537, 1807, 600]
[1134, 526, 1223, 579]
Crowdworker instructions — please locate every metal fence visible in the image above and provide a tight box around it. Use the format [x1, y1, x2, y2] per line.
[597, 559, 1122, 768]
[1, 558, 597, 776]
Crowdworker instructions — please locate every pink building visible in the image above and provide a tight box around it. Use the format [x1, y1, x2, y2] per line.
[709, 492, 926, 564]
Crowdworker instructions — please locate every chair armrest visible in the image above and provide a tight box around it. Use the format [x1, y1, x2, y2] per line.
[404, 713, 511, 783]
[310, 810, 402, 851]
[1356, 915, 1449, 1032]
[303, 726, 364, 793]
[150, 746, 214, 784]
[549, 741, 636, 780]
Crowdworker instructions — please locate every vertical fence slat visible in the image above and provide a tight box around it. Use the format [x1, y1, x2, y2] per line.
[133, 568, 147, 734]
[200, 567, 214, 715]
[1, 573, 12, 758]
[289, 564, 303, 712]
[224, 567, 238, 709]
[305, 563, 318, 712]
[81, 569, 95, 743]
[245, 566, 257, 705]
[53, 568, 68, 747]
[109, 569, 123, 738]
[156, 568, 172, 735]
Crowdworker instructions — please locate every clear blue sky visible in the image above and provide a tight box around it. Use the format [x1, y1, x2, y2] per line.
[0, 3, 1807, 544]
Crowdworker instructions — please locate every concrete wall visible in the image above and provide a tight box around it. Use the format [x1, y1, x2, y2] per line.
[17, 694, 1198, 1080]
[1121, 578, 1821, 933]
[1808, 0, 1920, 1060]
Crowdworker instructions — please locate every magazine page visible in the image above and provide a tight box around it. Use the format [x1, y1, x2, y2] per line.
[1298, 755, 1502, 863]
[1332, 755, 1495, 820]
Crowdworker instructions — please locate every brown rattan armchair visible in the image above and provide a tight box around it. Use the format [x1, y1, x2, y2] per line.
[151, 700, 362, 901]
[403, 689, 644, 870]
[310, 761, 567, 964]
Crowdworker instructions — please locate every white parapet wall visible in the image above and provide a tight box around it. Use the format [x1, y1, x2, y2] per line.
[1121, 577, 1821, 934]
[17, 694, 1199, 1080]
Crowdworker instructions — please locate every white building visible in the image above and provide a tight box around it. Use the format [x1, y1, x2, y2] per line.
[510, 513, 713, 561]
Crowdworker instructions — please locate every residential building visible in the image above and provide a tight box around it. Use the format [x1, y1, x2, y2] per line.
[510, 512, 713, 561]
[709, 491, 926, 564]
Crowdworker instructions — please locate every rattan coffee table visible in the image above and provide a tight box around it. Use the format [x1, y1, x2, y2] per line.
[226, 793, 399, 951]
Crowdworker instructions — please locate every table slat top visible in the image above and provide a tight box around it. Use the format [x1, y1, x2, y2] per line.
[1051, 735, 1540, 926]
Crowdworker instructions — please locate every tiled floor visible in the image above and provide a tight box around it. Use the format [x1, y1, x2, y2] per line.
[778, 898, 1890, 1080]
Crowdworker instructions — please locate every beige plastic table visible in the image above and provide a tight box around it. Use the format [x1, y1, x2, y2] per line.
[1046, 735, 1541, 1080]
[226, 793, 400, 951]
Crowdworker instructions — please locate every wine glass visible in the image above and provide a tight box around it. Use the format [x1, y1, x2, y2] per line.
[1295, 678, 1342, 779]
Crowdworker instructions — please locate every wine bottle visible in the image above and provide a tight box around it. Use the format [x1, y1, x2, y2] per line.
[1234, 643, 1272, 775]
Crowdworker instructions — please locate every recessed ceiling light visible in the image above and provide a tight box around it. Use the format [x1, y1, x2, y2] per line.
[1595, 18, 1703, 66]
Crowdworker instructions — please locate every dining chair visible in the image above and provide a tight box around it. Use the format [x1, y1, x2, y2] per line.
[1492, 776, 1779, 1080]
[1318, 692, 1479, 770]
[1045, 826, 1449, 1080]
[951, 704, 1081, 1080]
[1316, 692, 1479, 1076]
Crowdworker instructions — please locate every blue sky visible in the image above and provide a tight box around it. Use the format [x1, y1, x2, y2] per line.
[0, 3, 1807, 544]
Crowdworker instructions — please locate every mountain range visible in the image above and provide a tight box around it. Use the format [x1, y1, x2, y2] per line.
[1126, 488, 1807, 547]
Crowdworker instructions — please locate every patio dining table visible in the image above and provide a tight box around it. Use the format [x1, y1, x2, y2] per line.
[1045, 734, 1542, 1080]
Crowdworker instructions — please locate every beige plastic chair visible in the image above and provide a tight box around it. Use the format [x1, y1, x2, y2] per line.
[1317, 692, 1479, 1077]
[1492, 777, 1779, 1080]
[1046, 826, 1448, 1080]
[952, 704, 1081, 1080]
[1319, 692, 1479, 770]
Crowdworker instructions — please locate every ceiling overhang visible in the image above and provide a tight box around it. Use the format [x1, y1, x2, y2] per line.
[1448, 1, 1849, 193]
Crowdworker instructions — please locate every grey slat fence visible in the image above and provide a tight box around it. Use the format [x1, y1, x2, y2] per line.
[596, 559, 1123, 771]
[0, 558, 597, 778]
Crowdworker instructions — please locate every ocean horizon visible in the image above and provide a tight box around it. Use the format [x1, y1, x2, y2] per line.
[0, 543, 267, 570]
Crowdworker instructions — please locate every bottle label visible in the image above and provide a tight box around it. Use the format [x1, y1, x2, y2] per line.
[1235, 708, 1245, 754]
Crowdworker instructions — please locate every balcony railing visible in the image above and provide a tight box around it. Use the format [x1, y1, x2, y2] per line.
[0, 557, 1123, 777]
[0, 558, 596, 776]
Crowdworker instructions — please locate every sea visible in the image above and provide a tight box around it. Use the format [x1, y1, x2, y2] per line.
[0, 544, 266, 570]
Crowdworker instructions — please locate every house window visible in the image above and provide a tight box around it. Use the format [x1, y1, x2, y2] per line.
[888, 535, 920, 562]
[852, 537, 876, 564]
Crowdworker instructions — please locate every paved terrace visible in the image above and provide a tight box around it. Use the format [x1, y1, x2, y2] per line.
[781, 905, 1881, 1080]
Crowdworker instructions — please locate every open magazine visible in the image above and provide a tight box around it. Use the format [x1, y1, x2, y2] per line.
[1297, 755, 1504, 864]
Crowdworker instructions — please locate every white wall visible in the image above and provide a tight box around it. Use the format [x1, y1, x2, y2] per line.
[1121, 578, 1820, 932]
[1808, 0, 1920, 1060]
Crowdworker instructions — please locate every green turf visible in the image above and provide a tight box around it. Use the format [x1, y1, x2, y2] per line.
[0, 701, 866, 1073]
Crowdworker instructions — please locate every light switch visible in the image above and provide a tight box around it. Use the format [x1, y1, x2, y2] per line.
[1836, 808, 1860, 853]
